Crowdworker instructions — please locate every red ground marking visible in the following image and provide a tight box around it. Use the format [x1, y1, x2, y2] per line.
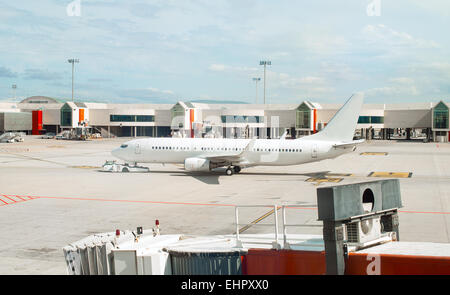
[0, 194, 38, 207]
[2, 195, 16, 203]
[1, 194, 450, 215]
[14, 195, 26, 201]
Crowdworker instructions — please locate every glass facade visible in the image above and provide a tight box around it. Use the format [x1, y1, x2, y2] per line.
[110, 115, 154, 122]
[136, 115, 155, 122]
[60, 105, 72, 126]
[296, 104, 310, 129]
[357, 116, 384, 124]
[171, 104, 185, 128]
[433, 102, 449, 129]
[220, 115, 263, 123]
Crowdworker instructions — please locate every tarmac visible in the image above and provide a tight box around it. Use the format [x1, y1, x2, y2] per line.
[0, 136, 449, 274]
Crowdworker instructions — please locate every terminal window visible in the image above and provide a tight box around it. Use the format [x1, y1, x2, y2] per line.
[296, 104, 310, 129]
[358, 116, 384, 124]
[61, 110, 72, 126]
[433, 102, 449, 129]
[110, 115, 155, 122]
[221, 115, 262, 123]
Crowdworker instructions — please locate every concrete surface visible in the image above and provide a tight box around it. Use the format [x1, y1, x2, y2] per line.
[0, 136, 449, 274]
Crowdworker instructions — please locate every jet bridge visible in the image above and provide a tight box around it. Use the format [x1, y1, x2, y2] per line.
[63, 179, 450, 275]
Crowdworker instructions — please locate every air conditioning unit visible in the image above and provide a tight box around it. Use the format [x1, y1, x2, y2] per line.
[345, 216, 382, 246]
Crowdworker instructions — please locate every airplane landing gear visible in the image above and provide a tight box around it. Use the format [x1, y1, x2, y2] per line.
[226, 167, 233, 176]
[225, 166, 241, 175]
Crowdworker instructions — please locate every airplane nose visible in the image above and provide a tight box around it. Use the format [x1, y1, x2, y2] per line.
[111, 147, 122, 159]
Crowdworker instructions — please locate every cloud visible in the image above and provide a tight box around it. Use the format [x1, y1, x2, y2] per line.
[1, 1, 449, 103]
[22, 69, 62, 80]
[208, 64, 258, 73]
[362, 24, 439, 49]
[116, 86, 177, 103]
[366, 77, 419, 97]
[207, 61, 334, 98]
[0, 66, 17, 78]
[319, 62, 361, 81]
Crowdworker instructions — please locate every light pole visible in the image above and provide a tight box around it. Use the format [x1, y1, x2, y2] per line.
[12, 84, 17, 101]
[259, 60, 271, 104]
[252, 78, 261, 104]
[68, 58, 79, 101]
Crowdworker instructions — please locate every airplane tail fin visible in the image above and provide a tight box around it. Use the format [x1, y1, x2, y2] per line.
[304, 92, 364, 142]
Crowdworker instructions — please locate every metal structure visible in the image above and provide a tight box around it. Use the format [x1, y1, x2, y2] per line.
[317, 179, 402, 275]
[67, 58, 79, 102]
[259, 60, 271, 104]
[252, 77, 261, 104]
[234, 204, 321, 250]
[234, 205, 281, 249]
[12, 84, 17, 101]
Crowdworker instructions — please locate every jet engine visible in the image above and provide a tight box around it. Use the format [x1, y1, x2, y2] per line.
[184, 157, 212, 172]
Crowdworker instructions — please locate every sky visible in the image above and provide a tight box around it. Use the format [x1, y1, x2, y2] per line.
[0, 0, 449, 104]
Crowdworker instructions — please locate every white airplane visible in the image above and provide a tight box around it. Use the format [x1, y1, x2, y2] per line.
[112, 93, 365, 175]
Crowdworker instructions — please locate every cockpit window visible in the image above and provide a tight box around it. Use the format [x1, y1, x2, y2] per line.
[120, 144, 128, 148]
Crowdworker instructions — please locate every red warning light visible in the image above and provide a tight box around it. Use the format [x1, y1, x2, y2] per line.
[115, 229, 120, 236]
[155, 220, 159, 226]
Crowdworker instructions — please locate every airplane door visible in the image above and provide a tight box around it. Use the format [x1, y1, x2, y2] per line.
[311, 144, 318, 158]
[135, 143, 141, 154]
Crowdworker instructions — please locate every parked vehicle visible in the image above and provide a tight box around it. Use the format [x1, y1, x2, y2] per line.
[42, 132, 56, 139]
[102, 160, 149, 173]
[0, 132, 25, 143]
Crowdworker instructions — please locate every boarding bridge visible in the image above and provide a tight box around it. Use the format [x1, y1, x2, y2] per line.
[63, 179, 450, 275]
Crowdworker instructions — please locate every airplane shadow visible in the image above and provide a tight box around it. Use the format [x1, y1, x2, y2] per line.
[97, 167, 341, 185]
[167, 169, 333, 185]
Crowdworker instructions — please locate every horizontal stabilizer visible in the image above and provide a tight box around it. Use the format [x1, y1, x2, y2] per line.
[332, 139, 365, 149]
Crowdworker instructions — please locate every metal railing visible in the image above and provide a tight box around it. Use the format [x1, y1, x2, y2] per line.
[234, 204, 321, 249]
[235, 205, 280, 249]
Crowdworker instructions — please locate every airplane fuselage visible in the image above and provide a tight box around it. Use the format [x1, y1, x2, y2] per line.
[112, 137, 352, 167]
[111, 93, 364, 174]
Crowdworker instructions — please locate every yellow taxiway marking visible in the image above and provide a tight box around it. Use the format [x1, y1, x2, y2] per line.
[368, 172, 412, 178]
[238, 206, 281, 234]
[71, 165, 101, 169]
[360, 152, 388, 156]
[306, 177, 343, 186]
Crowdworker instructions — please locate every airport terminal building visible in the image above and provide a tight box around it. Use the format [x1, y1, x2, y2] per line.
[0, 96, 449, 142]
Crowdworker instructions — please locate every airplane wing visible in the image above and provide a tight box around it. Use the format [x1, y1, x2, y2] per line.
[199, 138, 256, 164]
[332, 139, 365, 149]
